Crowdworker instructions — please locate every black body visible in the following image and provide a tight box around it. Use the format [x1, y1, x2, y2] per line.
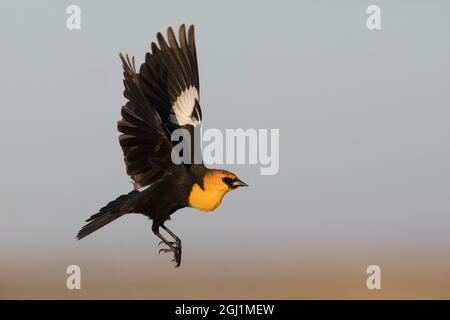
[77, 25, 228, 267]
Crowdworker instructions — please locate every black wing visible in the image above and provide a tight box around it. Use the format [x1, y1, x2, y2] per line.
[140, 25, 202, 130]
[118, 54, 173, 188]
[118, 25, 202, 189]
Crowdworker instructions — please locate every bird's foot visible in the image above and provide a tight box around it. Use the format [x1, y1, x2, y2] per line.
[158, 239, 181, 247]
[158, 243, 182, 267]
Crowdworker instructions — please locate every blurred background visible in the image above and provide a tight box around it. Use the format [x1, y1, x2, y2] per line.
[0, 0, 449, 299]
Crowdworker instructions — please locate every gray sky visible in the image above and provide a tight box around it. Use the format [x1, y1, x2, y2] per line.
[0, 0, 449, 298]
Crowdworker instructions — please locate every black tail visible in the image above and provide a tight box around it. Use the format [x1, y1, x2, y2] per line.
[77, 190, 139, 240]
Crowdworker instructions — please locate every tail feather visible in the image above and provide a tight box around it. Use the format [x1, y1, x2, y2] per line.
[77, 190, 139, 240]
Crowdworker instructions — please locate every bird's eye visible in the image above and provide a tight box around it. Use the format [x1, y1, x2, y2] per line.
[222, 177, 234, 187]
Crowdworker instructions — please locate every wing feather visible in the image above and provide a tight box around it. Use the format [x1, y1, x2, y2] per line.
[118, 25, 203, 188]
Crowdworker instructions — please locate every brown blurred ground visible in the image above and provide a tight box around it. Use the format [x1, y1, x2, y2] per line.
[1, 250, 449, 299]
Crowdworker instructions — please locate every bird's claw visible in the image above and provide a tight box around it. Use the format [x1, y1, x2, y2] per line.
[158, 240, 177, 247]
[158, 243, 182, 267]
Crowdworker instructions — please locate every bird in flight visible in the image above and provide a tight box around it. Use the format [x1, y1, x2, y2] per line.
[77, 25, 247, 267]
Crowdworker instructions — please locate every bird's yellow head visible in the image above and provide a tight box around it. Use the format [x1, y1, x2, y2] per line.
[208, 170, 248, 192]
[188, 170, 248, 212]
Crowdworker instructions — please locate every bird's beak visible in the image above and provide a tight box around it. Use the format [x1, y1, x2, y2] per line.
[232, 178, 248, 188]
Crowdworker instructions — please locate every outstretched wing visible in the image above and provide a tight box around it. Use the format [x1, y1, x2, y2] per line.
[118, 55, 173, 189]
[118, 25, 202, 189]
[139, 25, 202, 163]
[140, 25, 201, 130]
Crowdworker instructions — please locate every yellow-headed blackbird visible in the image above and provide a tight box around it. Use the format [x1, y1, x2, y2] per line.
[77, 25, 247, 267]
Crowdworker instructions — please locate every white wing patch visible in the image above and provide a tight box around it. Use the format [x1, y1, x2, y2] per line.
[170, 86, 200, 126]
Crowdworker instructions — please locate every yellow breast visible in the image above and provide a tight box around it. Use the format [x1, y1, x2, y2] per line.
[188, 184, 226, 212]
[188, 172, 230, 212]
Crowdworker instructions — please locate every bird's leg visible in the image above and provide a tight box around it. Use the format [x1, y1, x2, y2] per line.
[157, 225, 181, 248]
[160, 225, 182, 267]
[161, 225, 181, 247]
[154, 232, 174, 250]
[153, 225, 182, 267]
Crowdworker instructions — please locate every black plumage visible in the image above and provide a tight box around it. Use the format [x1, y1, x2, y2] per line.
[77, 25, 247, 267]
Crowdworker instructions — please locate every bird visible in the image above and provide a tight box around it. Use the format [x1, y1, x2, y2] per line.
[77, 25, 247, 267]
